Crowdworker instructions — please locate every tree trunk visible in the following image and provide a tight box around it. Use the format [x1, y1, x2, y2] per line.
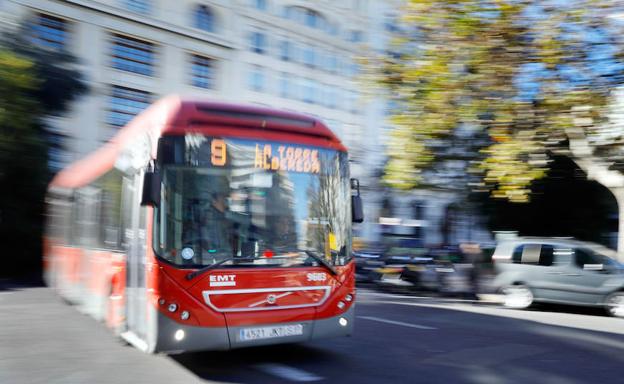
[567, 129, 624, 261]
[611, 187, 624, 262]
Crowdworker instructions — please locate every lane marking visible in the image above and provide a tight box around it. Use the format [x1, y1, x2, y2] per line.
[254, 363, 323, 382]
[359, 290, 478, 301]
[357, 315, 436, 330]
[357, 290, 500, 305]
[375, 300, 624, 335]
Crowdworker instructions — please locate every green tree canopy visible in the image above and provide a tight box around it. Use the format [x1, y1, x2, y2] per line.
[376, 0, 624, 203]
[0, 25, 87, 279]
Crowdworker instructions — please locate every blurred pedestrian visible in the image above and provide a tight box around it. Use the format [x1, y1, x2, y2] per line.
[460, 243, 483, 300]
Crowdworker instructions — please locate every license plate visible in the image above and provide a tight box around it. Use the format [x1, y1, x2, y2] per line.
[239, 324, 303, 341]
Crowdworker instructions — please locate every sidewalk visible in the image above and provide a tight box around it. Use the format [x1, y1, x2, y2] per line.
[0, 285, 207, 384]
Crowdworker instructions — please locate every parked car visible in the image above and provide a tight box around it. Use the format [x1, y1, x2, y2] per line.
[492, 237, 624, 317]
[353, 246, 386, 283]
[371, 257, 440, 292]
[367, 246, 471, 294]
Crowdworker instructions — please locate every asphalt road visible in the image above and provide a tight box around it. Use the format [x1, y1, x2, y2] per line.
[1, 285, 623, 384]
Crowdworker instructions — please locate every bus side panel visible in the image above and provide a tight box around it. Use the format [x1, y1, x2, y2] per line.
[54, 245, 84, 303]
[153, 266, 224, 327]
[314, 274, 355, 320]
[81, 249, 125, 322]
[43, 239, 60, 288]
[107, 252, 127, 330]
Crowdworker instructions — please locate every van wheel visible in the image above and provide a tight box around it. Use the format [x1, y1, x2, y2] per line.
[605, 292, 624, 318]
[502, 285, 533, 309]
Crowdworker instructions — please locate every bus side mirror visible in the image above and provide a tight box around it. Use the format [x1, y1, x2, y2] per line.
[351, 178, 364, 223]
[141, 170, 161, 206]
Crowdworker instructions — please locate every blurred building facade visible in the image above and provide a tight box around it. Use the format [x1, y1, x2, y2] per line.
[0, 0, 490, 248]
[1, 0, 373, 165]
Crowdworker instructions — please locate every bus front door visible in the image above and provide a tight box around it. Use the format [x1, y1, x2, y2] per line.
[122, 173, 148, 343]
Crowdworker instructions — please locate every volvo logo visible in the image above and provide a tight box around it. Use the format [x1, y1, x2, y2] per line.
[248, 291, 294, 308]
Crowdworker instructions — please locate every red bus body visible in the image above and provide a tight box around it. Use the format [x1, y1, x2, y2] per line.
[44, 96, 356, 353]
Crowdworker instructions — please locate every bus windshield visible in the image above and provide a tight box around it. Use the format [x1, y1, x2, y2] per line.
[153, 135, 352, 268]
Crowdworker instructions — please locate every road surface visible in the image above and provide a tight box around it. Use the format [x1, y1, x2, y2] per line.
[1, 284, 623, 383]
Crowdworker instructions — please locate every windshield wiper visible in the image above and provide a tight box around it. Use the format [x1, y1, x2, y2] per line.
[185, 257, 263, 281]
[304, 250, 338, 276]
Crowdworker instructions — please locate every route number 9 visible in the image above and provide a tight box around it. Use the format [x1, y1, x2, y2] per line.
[211, 139, 226, 166]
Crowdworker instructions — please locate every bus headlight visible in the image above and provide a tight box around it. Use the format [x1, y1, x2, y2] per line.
[339, 317, 348, 327]
[337, 301, 345, 309]
[168, 303, 178, 312]
[158, 298, 166, 305]
[174, 329, 185, 341]
[345, 294, 353, 302]
[180, 311, 190, 320]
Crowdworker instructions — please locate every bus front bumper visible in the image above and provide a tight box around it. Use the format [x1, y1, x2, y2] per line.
[154, 307, 355, 353]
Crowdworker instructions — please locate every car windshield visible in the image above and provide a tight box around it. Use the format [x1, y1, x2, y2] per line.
[153, 135, 351, 268]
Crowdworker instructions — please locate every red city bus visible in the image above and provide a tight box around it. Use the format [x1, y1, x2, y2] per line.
[44, 96, 364, 353]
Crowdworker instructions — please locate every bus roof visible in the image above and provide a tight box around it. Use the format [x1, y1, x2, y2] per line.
[50, 95, 346, 189]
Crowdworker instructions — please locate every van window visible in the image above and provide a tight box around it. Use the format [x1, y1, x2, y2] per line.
[511, 244, 557, 266]
[573, 248, 612, 268]
[551, 247, 573, 266]
[512, 246, 523, 263]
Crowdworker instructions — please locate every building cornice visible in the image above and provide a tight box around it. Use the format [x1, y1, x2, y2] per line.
[234, 5, 366, 52]
[14, 0, 236, 49]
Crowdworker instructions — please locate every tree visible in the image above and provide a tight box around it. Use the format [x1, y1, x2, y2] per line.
[0, 26, 87, 280]
[374, 0, 624, 258]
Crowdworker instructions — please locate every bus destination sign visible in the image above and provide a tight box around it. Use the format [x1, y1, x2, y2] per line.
[254, 144, 321, 174]
[208, 139, 321, 174]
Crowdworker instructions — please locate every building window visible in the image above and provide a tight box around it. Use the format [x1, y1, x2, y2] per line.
[302, 78, 314, 104]
[349, 30, 364, 43]
[124, 0, 151, 14]
[327, 87, 337, 109]
[284, 6, 334, 35]
[107, 86, 151, 127]
[341, 59, 352, 76]
[305, 9, 319, 28]
[349, 62, 360, 77]
[412, 202, 425, 220]
[111, 34, 155, 76]
[303, 46, 315, 68]
[279, 39, 291, 61]
[190, 54, 214, 89]
[249, 31, 267, 54]
[254, 0, 267, 11]
[279, 72, 289, 98]
[248, 66, 265, 92]
[289, 42, 299, 62]
[350, 91, 359, 113]
[327, 55, 338, 73]
[30, 13, 67, 50]
[195, 5, 215, 32]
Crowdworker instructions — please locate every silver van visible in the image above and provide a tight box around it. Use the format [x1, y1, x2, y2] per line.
[492, 238, 624, 317]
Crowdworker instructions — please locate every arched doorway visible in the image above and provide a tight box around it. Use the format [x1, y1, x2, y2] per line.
[476, 156, 618, 248]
